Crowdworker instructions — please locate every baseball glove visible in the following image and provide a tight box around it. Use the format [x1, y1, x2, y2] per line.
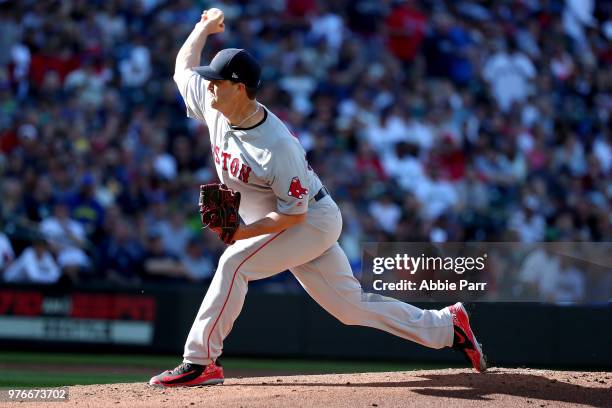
[199, 183, 241, 244]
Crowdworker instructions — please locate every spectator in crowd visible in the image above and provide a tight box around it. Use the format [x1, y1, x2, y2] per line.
[457, 166, 490, 214]
[482, 38, 536, 112]
[516, 246, 560, 300]
[509, 196, 547, 243]
[423, 12, 474, 85]
[384, 0, 427, 67]
[69, 174, 105, 243]
[100, 217, 143, 286]
[142, 229, 189, 282]
[158, 211, 192, 258]
[39, 200, 90, 283]
[414, 167, 460, 221]
[23, 175, 55, 223]
[0, 229, 15, 274]
[4, 235, 61, 284]
[542, 256, 586, 303]
[0, 177, 26, 224]
[181, 236, 214, 282]
[368, 192, 402, 234]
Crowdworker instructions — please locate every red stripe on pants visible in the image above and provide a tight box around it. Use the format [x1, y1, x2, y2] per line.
[206, 231, 286, 359]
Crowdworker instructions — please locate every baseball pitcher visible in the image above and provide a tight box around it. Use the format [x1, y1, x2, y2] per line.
[149, 8, 486, 387]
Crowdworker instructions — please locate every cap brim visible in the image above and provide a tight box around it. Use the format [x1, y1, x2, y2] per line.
[193, 66, 225, 80]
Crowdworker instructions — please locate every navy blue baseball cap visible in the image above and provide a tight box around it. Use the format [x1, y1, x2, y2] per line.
[194, 48, 262, 89]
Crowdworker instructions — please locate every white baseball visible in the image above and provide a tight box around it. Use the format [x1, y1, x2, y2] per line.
[207, 8, 224, 22]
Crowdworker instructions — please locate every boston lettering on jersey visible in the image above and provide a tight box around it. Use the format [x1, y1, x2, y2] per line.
[213, 144, 252, 183]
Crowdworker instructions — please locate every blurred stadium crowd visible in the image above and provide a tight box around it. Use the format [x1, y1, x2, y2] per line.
[0, 0, 610, 296]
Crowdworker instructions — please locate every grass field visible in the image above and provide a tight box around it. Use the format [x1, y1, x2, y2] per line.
[0, 351, 458, 387]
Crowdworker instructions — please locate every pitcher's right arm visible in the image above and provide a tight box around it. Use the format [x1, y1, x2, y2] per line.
[173, 9, 225, 121]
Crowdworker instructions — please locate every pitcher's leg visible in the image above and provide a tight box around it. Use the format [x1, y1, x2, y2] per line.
[183, 232, 286, 365]
[184, 219, 341, 366]
[291, 243, 454, 349]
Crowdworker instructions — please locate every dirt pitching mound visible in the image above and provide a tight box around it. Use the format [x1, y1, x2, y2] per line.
[15, 368, 612, 408]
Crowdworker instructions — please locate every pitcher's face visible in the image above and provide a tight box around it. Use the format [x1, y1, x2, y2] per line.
[207, 79, 241, 111]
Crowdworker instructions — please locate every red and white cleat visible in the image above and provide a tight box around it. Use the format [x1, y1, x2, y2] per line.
[149, 361, 224, 387]
[449, 302, 487, 372]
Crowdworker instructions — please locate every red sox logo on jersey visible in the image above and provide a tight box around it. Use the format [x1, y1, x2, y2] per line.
[287, 177, 308, 199]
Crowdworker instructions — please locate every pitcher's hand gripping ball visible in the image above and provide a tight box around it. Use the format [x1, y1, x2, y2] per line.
[199, 183, 241, 244]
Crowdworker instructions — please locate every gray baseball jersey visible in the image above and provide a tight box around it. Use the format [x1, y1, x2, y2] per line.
[174, 67, 454, 367]
[174, 69, 323, 224]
